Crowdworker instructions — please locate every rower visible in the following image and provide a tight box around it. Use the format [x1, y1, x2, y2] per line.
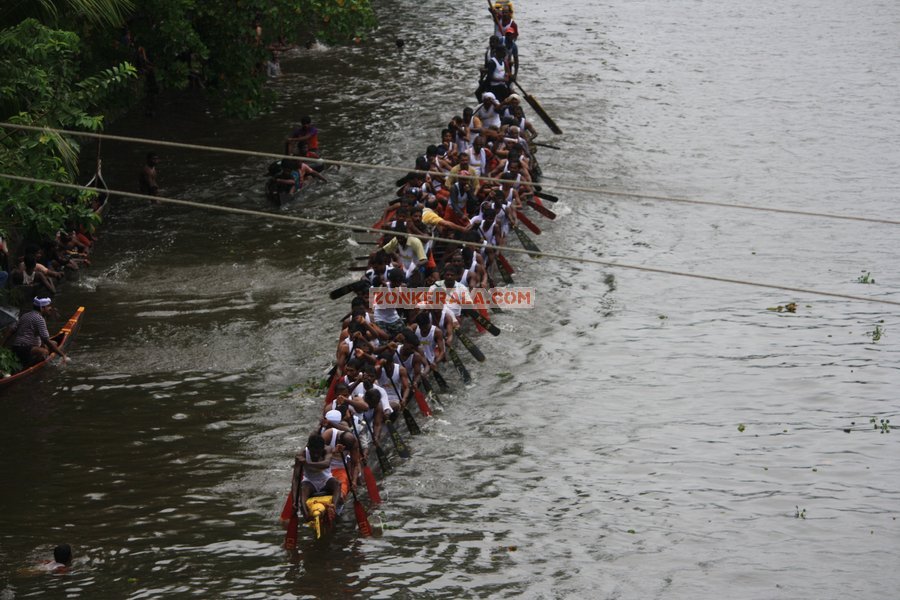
[381, 223, 427, 280]
[292, 433, 343, 521]
[376, 352, 410, 410]
[351, 366, 394, 438]
[371, 267, 406, 336]
[473, 94, 502, 131]
[321, 409, 359, 503]
[414, 312, 445, 371]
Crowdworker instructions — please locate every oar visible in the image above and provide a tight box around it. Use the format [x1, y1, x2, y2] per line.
[431, 369, 450, 392]
[340, 452, 372, 537]
[526, 199, 556, 219]
[512, 225, 542, 257]
[420, 375, 444, 406]
[284, 464, 302, 549]
[463, 308, 501, 336]
[329, 280, 366, 300]
[457, 330, 487, 362]
[348, 265, 368, 272]
[513, 81, 562, 135]
[364, 418, 393, 476]
[515, 210, 542, 234]
[385, 376, 425, 430]
[403, 405, 422, 434]
[350, 417, 382, 503]
[448, 345, 472, 384]
[533, 141, 561, 150]
[385, 417, 412, 458]
[496, 253, 515, 284]
[534, 190, 559, 202]
[413, 386, 433, 417]
[354, 255, 373, 261]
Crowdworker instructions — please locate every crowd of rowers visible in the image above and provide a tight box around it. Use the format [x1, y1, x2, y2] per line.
[288, 2, 541, 524]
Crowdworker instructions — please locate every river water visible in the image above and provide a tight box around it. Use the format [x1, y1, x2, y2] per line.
[2, 0, 898, 598]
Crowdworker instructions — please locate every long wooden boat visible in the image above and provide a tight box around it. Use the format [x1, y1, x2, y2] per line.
[0, 306, 85, 390]
[284, 2, 557, 545]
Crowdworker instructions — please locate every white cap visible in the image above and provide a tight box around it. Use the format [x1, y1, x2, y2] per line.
[482, 92, 497, 103]
[325, 409, 342, 424]
[33, 297, 52, 308]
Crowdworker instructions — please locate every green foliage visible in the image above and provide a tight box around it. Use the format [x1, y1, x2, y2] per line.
[127, 0, 375, 117]
[0, 347, 22, 376]
[0, 19, 135, 240]
[0, 0, 135, 29]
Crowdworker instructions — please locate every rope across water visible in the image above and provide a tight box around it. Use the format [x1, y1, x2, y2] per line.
[3, 122, 899, 227]
[1, 173, 897, 308]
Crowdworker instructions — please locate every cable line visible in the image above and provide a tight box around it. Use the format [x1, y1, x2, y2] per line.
[2, 122, 899, 227]
[1, 172, 897, 309]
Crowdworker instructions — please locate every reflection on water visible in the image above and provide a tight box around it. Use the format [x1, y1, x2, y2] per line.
[2, 0, 899, 598]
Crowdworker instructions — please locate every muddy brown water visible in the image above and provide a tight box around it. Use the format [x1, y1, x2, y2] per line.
[1, 0, 898, 598]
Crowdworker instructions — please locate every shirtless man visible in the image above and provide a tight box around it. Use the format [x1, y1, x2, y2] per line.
[139, 152, 159, 199]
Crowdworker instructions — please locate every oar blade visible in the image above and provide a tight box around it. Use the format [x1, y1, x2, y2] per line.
[527, 199, 556, 219]
[448, 346, 472, 384]
[513, 226, 542, 257]
[514, 82, 563, 135]
[403, 406, 422, 434]
[458, 331, 487, 362]
[534, 190, 559, 202]
[375, 443, 393, 475]
[515, 210, 542, 234]
[414, 388, 433, 417]
[363, 465, 381, 504]
[285, 510, 299, 549]
[386, 421, 412, 458]
[354, 500, 373, 537]
[431, 370, 450, 392]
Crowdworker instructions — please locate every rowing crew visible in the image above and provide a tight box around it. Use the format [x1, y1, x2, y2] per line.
[288, 0, 544, 540]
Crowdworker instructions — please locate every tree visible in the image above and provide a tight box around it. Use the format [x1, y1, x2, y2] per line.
[0, 19, 136, 246]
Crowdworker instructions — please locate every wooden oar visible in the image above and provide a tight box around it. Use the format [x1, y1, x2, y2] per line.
[348, 265, 368, 272]
[385, 377, 425, 430]
[350, 418, 381, 503]
[364, 418, 393, 476]
[431, 369, 450, 392]
[448, 345, 472, 383]
[413, 387, 433, 417]
[527, 199, 556, 219]
[512, 225, 542, 256]
[496, 253, 515, 283]
[534, 190, 559, 202]
[457, 330, 487, 362]
[329, 280, 366, 300]
[515, 210, 542, 234]
[421, 375, 444, 406]
[385, 418, 412, 458]
[284, 464, 302, 549]
[340, 452, 372, 537]
[463, 308, 501, 336]
[533, 141, 561, 150]
[513, 81, 562, 135]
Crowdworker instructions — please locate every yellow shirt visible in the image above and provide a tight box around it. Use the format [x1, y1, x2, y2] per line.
[381, 235, 426, 263]
[422, 207, 444, 227]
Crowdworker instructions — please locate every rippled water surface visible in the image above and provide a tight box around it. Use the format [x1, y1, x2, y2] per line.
[2, 0, 898, 598]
